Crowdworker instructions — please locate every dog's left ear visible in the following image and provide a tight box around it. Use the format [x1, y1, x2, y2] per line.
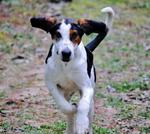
[30, 17, 57, 33]
[77, 19, 108, 35]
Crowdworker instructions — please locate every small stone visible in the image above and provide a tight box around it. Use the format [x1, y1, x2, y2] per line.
[106, 85, 116, 93]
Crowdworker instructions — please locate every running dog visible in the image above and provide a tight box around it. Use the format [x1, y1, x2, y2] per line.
[30, 7, 114, 134]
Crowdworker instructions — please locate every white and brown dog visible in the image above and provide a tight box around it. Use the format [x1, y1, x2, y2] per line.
[30, 7, 114, 134]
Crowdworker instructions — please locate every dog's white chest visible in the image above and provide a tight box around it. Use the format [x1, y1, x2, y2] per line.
[56, 68, 78, 92]
[46, 60, 80, 92]
[57, 78, 77, 92]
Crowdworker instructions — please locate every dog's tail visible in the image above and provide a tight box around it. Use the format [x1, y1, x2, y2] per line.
[101, 6, 115, 30]
[86, 7, 114, 52]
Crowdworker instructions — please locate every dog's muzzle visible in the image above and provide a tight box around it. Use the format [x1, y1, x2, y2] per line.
[61, 48, 71, 62]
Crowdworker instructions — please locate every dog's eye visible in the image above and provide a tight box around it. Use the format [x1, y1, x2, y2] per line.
[70, 32, 78, 40]
[55, 31, 62, 39]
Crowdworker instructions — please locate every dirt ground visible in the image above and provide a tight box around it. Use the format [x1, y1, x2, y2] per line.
[0, 0, 150, 134]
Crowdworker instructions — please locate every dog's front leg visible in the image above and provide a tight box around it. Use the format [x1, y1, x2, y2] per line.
[75, 87, 94, 134]
[45, 81, 77, 114]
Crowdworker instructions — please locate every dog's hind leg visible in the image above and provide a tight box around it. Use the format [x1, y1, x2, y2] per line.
[66, 114, 75, 134]
[88, 99, 94, 134]
[65, 93, 76, 134]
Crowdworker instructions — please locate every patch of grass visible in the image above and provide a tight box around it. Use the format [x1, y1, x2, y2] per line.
[63, 0, 129, 19]
[144, 61, 150, 68]
[106, 96, 139, 120]
[118, 104, 137, 120]
[139, 111, 150, 119]
[106, 95, 125, 108]
[0, 24, 16, 53]
[22, 124, 40, 134]
[95, 92, 106, 98]
[21, 122, 119, 134]
[22, 113, 34, 120]
[93, 124, 118, 134]
[130, 0, 150, 9]
[140, 126, 150, 134]
[0, 121, 11, 132]
[0, 43, 11, 53]
[97, 42, 148, 73]
[35, 122, 119, 134]
[22, 121, 66, 134]
[0, 0, 21, 5]
[0, 91, 6, 99]
[48, 121, 66, 133]
[101, 56, 129, 73]
[110, 77, 149, 92]
[95, 53, 121, 73]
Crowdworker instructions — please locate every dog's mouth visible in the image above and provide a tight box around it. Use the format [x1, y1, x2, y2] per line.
[61, 57, 70, 62]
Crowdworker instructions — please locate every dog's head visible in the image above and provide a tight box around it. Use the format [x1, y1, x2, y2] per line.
[30, 17, 107, 62]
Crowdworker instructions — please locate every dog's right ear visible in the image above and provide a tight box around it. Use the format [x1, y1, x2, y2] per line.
[30, 17, 57, 33]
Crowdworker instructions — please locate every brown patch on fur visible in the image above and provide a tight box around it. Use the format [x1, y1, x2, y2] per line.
[77, 19, 88, 25]
[70, 30, 81, 45]
[74, 36, 81, 45]
[46, 17, 57, 25]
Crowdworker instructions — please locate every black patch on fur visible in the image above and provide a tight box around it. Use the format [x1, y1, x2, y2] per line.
[85, 47, 93, 78]
[86, 27, 108, 52]
[49, 23, 61, 36]
[45, 44, 53, 64]
[80, 20, 107, 35]
[30, 17, 55, 33]
[30, 17, 49, 32]
[71, 23, 84, 37]
[93, 66, 96, 82]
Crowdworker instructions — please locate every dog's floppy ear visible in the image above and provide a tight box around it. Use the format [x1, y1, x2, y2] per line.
[77, 19, 108, 35]
[30, 17, 57, 33]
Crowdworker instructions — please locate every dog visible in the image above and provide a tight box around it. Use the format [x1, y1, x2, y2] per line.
[30, 7, 114, 134]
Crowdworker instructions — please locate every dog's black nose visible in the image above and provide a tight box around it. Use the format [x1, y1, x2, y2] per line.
[61, 48, 71, 62]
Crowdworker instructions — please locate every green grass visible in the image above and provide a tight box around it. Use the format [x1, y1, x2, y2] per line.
[95, 92, 106, 99]
[106, 95, 134, 120]
[0, 91, 6, 99]
[130, 0, 150, 9]
[0, 121, 11, 133]
[22, 122, 118, 134]
[0, 0, 21, 5]
[0, 121, 119, 134]
[106, 95, 141, 120]
[139, 111, 150, 119]
[118, 104, 137, 120]
[63, 0, 131, 19]
[109, 77, 149, 92]
[140, 126, 150, 134]
[0, 121, 66, 134]
[95, 42, 148, 73]
[93, 124, 118, 134]
[42, 121, 66, 134]
[106, 95, 125, 108]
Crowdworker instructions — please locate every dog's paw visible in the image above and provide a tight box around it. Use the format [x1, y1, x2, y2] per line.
[71, 103, 77, 113]
[75, 115, 89, 134]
